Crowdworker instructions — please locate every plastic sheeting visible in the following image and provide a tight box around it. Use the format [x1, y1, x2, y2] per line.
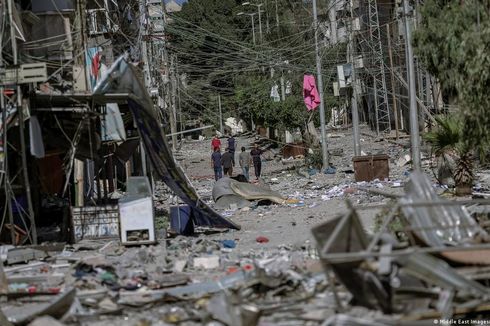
[401, 171, 487, 246]
[93, 55, 240, 230]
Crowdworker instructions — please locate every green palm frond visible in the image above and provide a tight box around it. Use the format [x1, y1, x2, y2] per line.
[423, 115, 463, 156]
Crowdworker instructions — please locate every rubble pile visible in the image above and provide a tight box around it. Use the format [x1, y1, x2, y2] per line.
[3, 132, 490, 325]
[1, 237, 338, 325]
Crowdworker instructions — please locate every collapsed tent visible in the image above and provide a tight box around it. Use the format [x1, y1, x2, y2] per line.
[93, 55, 240, 230]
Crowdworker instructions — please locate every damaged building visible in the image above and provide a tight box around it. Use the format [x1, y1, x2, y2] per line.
[1, 0, 490, 325]
[0, 0, 236, 247]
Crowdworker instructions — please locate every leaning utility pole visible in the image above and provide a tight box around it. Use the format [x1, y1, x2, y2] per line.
[403, 0, 421, 170]
[312, 0, 329, 169]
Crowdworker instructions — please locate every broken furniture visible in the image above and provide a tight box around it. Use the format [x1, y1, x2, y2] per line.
[71, 205, 119, 243]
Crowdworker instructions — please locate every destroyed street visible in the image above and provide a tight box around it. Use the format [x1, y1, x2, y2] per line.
[1, 0, 490, 325]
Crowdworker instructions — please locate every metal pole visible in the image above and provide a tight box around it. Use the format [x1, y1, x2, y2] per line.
[1, 0, 15, 246]
[8, 0, 37, 244]
[403, 0, 421, 170]
[386, 24, 400, 140]
[170, 55, 178, 149]
[218, 94, 224, 134]
[274, 0, 279, 29]
[257, 5, 263, 43]
[329, 1, 337, 44]
[167, 125, 214, 137]
[280, 74, 285, 101]
[312, 0, 329, 169]
[176, 57, 183, 141]
[0, 88, 15, 246]
[140, 141, 147, 176]
[251, 14, 256, 46]
[348, 6, 361, 156]
[264, 0, 270, 33]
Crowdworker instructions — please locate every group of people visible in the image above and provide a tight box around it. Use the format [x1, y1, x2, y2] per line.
[210, 134, 264, 182]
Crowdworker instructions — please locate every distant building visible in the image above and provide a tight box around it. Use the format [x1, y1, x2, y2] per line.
[165, 0, 182, 13]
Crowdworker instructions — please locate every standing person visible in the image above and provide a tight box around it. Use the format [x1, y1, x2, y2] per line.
[211, 147, 222, 181]
[238, 146, 251, 181]
[227, 134, 236, 164]
[250, 143, 264, 180]
[211, 134, 221, 150]
[221, 148, 234, 177]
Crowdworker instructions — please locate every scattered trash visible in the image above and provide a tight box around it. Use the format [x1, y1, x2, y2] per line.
[221, 240, 237, 249]
[324, 166, 337, 174]
[193, 256, 221, 269]
[255, 236, 269, 243]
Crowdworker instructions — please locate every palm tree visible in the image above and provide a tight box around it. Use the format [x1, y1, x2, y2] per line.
[423, 115, 473, 196]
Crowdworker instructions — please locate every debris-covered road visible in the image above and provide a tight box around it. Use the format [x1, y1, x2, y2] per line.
[3, 127, 490, 325]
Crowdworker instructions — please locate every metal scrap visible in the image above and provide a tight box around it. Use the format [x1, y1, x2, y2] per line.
[401, 171, 488, 246]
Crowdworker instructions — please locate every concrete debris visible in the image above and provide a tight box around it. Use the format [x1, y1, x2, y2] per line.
[3, 288, 75, 325]
[193, 255, 220, 269]
[3, 131, 490, 325]
[27, 316, 65, 326]
[313, 173, 490, 320]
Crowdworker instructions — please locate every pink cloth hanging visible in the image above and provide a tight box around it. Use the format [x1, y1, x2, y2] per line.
[303, 75, 320, 111]
[303, 75, 321, 111]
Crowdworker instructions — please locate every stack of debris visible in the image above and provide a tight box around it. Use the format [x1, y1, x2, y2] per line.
[312, 171, 490, 323]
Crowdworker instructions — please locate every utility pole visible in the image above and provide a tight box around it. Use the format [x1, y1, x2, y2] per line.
[0, 69, 15, 247]
[328, 0, 337, 44]
[237, 12, 256, 46]
[243, 2, 263, 43]
[274, 0, 279, 29]
[0, 0, 14, 246]
[218, 94, 224, 135]
[7, 0, 37, 244]
[176, 58, 183, 142]
[386, 24, 400, 140]
[257, 6, 263, 43]
[279, 58, 285, 101]
[348, 7, 361, 156]
[169, 55, 178, 149]
[74, 0, 87, 207]
[265, 0, 270, 33]
[403, 0, 421, 170]
[280, 75, 285, 101]
[250, 13, 256, 46]
[139, 0, 150, 175]
[312, 0, 329, 169]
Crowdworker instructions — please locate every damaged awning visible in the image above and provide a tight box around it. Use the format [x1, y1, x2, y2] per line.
[93, 55, 240, 230]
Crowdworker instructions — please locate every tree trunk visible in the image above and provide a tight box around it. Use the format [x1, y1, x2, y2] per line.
[454, 152, 473, 196]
